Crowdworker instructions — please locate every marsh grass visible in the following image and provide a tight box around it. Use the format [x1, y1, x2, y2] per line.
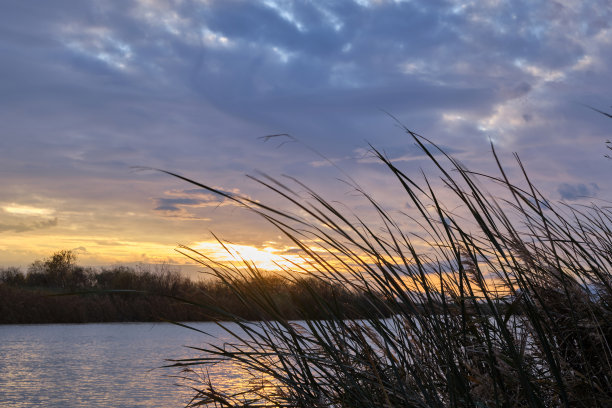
[166, 126, 611, 407]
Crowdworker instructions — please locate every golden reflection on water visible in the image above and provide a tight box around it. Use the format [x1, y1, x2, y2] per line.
[188, 368, 279, 406]
[181, 342, 283, 407]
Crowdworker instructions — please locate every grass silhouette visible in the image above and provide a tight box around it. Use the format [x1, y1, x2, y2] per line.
[165, 123, 611, 407]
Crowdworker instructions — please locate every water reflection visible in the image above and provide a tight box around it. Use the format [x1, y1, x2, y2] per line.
[0, 322, 235, 408]
[175, 322, 282, 407]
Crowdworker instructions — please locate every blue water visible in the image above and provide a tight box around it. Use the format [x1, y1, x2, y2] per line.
[0, 322, 233, 408]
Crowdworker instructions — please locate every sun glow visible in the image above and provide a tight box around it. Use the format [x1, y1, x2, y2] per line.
[190, 241, 310, 272]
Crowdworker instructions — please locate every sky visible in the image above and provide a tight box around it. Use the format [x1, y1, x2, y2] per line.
[1, 0, 611, 275]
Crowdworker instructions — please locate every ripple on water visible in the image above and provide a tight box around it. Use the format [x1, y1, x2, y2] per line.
[0, 322, 236, 408]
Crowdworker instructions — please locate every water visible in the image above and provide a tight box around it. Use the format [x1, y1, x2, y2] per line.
[0, 322, 237, 408]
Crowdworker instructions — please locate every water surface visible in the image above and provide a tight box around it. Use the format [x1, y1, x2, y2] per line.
[0, 322, 232, 408]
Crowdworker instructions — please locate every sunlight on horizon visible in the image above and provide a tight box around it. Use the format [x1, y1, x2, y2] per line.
[189, 241, 312, 273]
[0, 234, 316, 276]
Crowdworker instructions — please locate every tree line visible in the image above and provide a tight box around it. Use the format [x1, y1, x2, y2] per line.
[0, 250, 379, 324]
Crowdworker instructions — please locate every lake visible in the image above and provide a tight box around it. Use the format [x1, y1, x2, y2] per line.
[0, 322, 246, 407]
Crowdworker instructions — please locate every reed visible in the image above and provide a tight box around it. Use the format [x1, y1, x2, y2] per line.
[167, 124, 612, 407]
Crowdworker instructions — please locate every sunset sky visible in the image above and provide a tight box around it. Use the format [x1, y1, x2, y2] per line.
[1, 0, 610, 274]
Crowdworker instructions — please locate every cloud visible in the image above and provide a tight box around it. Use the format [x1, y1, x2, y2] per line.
[279, 247, 303, 255]
[72, 246, 89, 255]
[558, 183, 600, 201]
[153, 188, 237, 213]
[154, 197, 207, 212]
[0, 0, 611, 267]
[0, 218, 58, 233]
[2, 204, 55, 216]
[2, 1, 610, 159]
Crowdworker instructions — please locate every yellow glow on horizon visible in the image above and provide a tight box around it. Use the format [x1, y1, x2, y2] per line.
[0, 233, 187, 267]
[190, 241, 310, 272]
[0, 230, 317, 275]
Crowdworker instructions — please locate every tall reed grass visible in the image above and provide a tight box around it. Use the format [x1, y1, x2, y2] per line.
[168, 125, 611, 407]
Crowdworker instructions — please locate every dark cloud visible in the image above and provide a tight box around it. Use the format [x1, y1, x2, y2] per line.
[2, 1, 609, 157]
[280, 247, 303, 255]
[558, 183, 600, 201]
[153, 189, 231, 212]
[154, 197, 204, 212]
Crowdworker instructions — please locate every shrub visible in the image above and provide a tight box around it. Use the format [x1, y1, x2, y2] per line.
[24, 250, 93, 289]
[0, 267, 25, 286]
[1, 257, 371, 323]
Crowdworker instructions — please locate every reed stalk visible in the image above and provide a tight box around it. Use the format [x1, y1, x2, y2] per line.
[168, 124, 611, 407]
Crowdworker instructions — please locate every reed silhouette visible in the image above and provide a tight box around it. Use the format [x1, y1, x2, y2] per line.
[163, 122, 612, 407]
